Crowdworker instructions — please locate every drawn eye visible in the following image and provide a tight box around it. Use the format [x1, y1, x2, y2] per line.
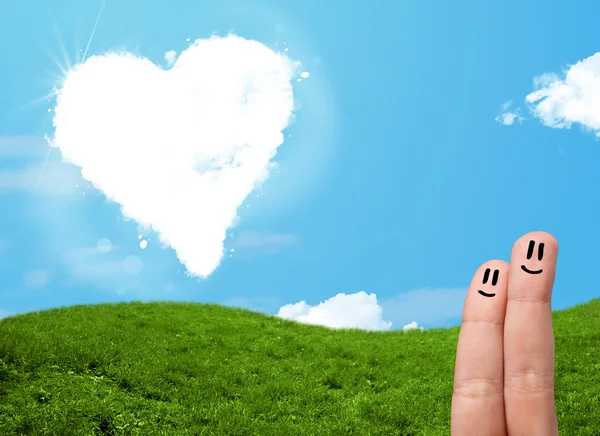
[482, 268, 499, 285]
[483, 268, 490, 284]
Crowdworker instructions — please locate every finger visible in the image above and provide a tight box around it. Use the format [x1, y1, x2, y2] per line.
[504, 231, 559, 436]
[451, 260, 509, 436]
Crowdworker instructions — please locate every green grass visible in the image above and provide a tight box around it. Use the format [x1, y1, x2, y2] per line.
[0, 299, 599, 435]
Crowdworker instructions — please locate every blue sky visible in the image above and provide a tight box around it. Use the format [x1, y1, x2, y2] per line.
[1, 0, 600, 331]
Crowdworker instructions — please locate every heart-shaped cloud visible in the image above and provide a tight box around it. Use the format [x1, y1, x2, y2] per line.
[51, 35, 298, 278]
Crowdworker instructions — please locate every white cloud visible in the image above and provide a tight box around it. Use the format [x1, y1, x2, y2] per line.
[495, 100, 525, 126]
[402, 321, 424, 332]
[164, 50, 177, 67]
[51, 34, 299, 279]
[277, 291, 392, 331]
[525, 52, 600, 136]
[23, 269, 51, 289]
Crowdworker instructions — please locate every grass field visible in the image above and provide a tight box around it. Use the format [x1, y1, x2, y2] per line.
[0, 298, 599, 435]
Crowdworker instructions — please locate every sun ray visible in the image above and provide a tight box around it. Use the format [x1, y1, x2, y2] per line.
[21, 0, 106, 227]
[20, 5, 71, 226]
[20, 140, 54, 229]
[75, 19, 82, 65]
[17, 8, 71, 117]
[50, 21, 74, 74]
[15, 89, 58, 115]
[36, 39, 69, 78]
[82, 0, 106, 63]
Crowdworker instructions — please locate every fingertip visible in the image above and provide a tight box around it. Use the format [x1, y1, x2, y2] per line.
[475, 259, 509, 270]
[472, 259, 509, 279]
[465, 259, 509, 312]
[513, 231, 558, 253]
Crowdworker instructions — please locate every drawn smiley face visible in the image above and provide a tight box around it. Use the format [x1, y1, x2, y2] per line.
[478, 268, 499, 298]
[521, 240, 544, 275]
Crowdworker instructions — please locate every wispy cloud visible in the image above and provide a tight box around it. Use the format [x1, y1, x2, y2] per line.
[0, 161, 83, 195]
[495, 100, 525, 126]
[0, 135, 84, 196]
[277, 291, 393, 331]
[276, 287, 466, 332]
[402, 321, 424, 332]
[233, 231, 296, 248]
[23, 269, 51, 289]
[0, 135, 51, 159]
[379, 287, 466, 327]
[61, 243, 144, 293]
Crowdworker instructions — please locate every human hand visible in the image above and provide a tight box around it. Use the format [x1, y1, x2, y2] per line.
[451, 231, 559, 436]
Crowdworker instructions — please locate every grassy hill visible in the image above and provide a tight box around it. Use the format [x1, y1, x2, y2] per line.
[0, 299, 599, 435]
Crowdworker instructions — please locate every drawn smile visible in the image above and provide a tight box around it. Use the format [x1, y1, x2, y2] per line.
[521, 265, 543, 275]
[478, 268, 499, 298]
[521, 240, 545, 275]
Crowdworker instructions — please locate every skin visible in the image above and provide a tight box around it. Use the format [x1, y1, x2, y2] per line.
[451, 231, 559, 436]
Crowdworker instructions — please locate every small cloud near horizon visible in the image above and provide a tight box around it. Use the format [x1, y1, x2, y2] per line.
[402, 321, 424, 332]
[276, 287, 466, 331]
[277, 291, 393, 331]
